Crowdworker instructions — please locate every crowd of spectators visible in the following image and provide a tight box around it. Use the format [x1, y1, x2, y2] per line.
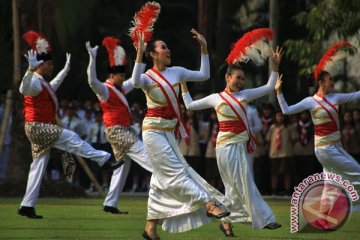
[0, 93, 359, 196]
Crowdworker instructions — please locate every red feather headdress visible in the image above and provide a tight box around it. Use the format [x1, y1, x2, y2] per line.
[102, 37, 126, 67]
[128, 1, 161, 46]
[314, 41, 354, 80]
[23, 30, 51, 54]
[226, 28, 274, 65]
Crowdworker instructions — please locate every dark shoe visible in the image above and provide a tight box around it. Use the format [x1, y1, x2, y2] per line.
[264, 222, 282, 230]
[207, 210, 230, 218]
[103, 206, 128, 214]
[102, 159, 125, 170]
[17, 206, 43, 219]
[142, 231, 160, 240]
[219, 223, 235, 237]
[206, 203, 230, 219]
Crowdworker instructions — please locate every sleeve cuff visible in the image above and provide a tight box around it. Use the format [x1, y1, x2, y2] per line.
[270, 71, 279, 77]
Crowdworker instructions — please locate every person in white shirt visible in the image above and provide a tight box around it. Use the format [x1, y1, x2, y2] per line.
[62, 103, 87, 139]
[86, 34, 152, 214]
[82, 108, 95, 141]
[18, 31, 123, 219]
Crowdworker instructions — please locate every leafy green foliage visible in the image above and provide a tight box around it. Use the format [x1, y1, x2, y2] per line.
[284, 0, 360, 76]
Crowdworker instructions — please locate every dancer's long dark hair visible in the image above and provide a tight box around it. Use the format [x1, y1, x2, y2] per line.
[144, 39, 162, 68]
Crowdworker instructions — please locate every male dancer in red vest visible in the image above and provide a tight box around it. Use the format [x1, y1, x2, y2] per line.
[86, 34, 152, 214]
[18, 31, 123, 219]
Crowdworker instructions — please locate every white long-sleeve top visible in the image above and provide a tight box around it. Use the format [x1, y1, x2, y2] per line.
[182, 71, 278, 146]
[19, 67, 69, 96]
[87, 59, 146, 102]
[19, 67, 69, 123]
[277, 91, 360, 147]
[132, 54, 210, 89]
[132, 54, 210, 132]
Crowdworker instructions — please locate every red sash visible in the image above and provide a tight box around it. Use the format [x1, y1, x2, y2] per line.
[145, 68, 188, 138]
[218, 90, 256, 153]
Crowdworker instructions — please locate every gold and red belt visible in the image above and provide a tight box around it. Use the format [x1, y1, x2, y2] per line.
[219, 120, 246, 133]
[314, 121, 338, 136]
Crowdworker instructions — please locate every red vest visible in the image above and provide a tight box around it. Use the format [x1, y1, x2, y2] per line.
[100, 86, 131, 128]
[24, 84, 56, 123]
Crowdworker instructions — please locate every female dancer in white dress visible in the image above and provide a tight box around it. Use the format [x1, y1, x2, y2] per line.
[132, 29, 231, 240]
[181, 47, 283, 236]
[275, 41, 360, 229]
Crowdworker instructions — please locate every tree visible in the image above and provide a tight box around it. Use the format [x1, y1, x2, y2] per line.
[5, 0, 101, 182]
[284, 0, 360, 77]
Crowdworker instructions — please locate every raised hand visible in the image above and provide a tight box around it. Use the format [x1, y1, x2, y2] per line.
[135, 31, 146, 54]
[275, 74, 283, 95]
[271, 46, 284, 67]
[85, 41, 98, 59]
[24, 50, 43, 70]
[135, 31, 146, 64]
[63, 53, 71, 72]
[191, 28, 207, 53]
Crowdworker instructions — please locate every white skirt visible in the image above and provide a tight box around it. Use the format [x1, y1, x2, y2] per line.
[216, 142, 276, 229]
[143, 130, 231, 233]
[315, 143, 360, 210]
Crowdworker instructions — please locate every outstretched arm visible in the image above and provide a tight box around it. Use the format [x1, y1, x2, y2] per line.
[275, 75, 309, 114]
[50, 53, 71, 91]
[241, 46, 283, 101]
[19, 50, 42, 96]
[333, 91, 360, 105]
[85, 41, 109, 102]
[181, 81, 216, 110]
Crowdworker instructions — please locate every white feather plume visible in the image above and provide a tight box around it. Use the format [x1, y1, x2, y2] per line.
[113, 46, 126, 66]
[36, 38, 50, 54]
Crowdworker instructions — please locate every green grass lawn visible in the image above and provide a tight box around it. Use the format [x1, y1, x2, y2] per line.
[0, 197, 359, 239]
